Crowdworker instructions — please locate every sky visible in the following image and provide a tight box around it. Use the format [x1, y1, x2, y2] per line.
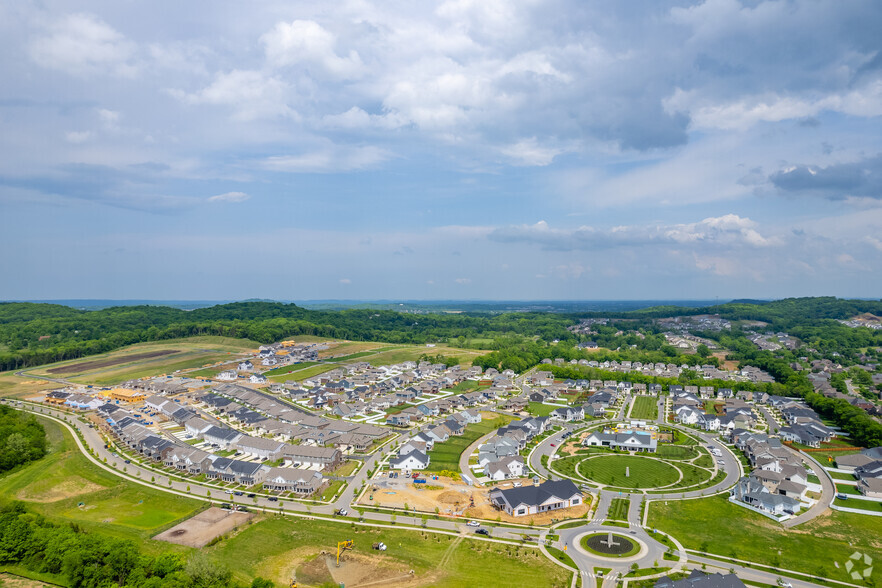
[1, 0, 881, 302]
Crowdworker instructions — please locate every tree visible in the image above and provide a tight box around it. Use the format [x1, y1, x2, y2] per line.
[252, 579, 275, 588]
[696, 344, 711, 358]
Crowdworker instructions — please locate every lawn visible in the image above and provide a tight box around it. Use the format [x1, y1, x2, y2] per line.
[630, 396, 658, 420]
[448, 380, 491, 393]
[0, 415, 203, 551]
[834, 498, 882, 512]
[262, 361, 320, 377]
[267, 363, 339, 383]
[835, 483, 860, 495]
[526, 402, 561, 417]
[647, 494, 882, 585]
[579, 455, 681, 489]
[608, 497, 630, 520]
[655, 445, 698, 460]
[828, 470, 857, 481]
[205, 515, 571, 587]
[365, 345, 491, 368]
[424, 414, 514, 473]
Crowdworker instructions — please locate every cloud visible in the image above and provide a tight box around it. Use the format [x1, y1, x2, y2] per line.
[454, 277, 471, 284]
[261, 144, 390, 173]
[208, 191, 250, 203]
[499, 137, 569, 166]
[339, 278, 352, 284]
[65, 131, 92, 144]
[29, 13, 137, 77]
[170, 69, 294, 121]
[489, 215, 781, 251]
[769, 154, 882, 200]
[262, 20, 363, 78]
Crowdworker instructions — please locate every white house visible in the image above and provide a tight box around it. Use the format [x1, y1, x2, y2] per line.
[216, 370, 238, 381]
[390, 450, 430, 470]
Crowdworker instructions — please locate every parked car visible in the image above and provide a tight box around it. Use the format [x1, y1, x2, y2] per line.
[837, 493, 849, 500]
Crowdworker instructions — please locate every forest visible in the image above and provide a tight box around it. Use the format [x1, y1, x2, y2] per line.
[0, 406, 47, 473]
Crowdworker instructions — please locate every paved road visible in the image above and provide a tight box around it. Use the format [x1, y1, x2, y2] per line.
[782, 449, 835, 528]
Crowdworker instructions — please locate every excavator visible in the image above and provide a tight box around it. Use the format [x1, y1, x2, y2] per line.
[336, 539, 354, 567]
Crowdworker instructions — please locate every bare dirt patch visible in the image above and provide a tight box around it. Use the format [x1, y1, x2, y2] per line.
[711, 351, 738, 371]
[363, 475, 589, 524]
[0, 573, 56, 587]
[17, 477, 106, 503]
[296, 552, 432, 588]
[153, 507, 254, 547]
[47, 350, 179, 374]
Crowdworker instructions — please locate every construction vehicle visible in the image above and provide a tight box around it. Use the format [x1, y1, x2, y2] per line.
[289, 581, 297, 588]
[372, 542, 387, 551]
[336, 540, 354, 567]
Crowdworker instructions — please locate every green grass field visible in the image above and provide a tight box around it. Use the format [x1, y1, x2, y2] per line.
[267, 363, 340, 383]
[648, 494, 882, 585]
[630, 396, 658, 420]
[0, 414, 203, 551]
[364, 345, 490, 368]
[526, 402, 560, 417]
[579, 455, 681, 489]
[204, 515, 571, 587]
[608, 497, 630, 520]
[655, 445, 697, 460]
[424, 414, 514, 473]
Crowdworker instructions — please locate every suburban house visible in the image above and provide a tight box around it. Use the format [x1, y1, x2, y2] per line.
[484, 455, 526, 480]
[489, 479, 582, 517]
[263, 467, 324, 495]
[235, 435, 288, 460]
[390, 450, 430, 470]
[582, 431, 657, 452]
[729, 477, 801, 515]
[202, 425, 243, 449]
[550, 406, 584, 422]
[282, 445, 342, 470]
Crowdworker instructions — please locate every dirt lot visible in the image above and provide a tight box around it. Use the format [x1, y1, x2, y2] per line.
[0, 573, 56, 587]
[360, 475, 589, 524]
[153, 507, 254, 547]
[47, 350, 179, 374]
[296, 551, 430, 588]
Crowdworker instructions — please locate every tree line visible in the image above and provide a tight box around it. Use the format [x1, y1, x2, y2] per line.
[0, 406, 47, 473]
[0, 503, 274, 588]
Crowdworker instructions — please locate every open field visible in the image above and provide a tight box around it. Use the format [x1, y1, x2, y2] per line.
[630, 396, 658, 420]
[0, 414, 203, 551]
[206, 515, 572, 588]
[526, 402, 561, 417]
[648, 494, 882, 585]
[24, 337, 260, 385]
[364, 345, 491, 367]
[319, 341, 397, 358]
[0, 372, 58, 399]
[424, 413, 513, 472]
[267, 363, 340, 383]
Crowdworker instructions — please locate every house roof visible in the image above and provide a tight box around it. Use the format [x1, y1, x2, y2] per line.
[490, 479, 580, 509]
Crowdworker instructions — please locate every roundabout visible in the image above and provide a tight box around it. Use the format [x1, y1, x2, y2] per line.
[579, 531, 641, 557]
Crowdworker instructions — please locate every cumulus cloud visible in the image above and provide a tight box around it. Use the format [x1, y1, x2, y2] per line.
[207, 191, 250, 203]
[29, 13, 137, 77]
[339, 278, 352, 284]
[262, 20, 362, 78]
[489, 215, 780, 251]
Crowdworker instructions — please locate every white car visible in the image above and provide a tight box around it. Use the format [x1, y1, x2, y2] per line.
[466, 520, 480, 527]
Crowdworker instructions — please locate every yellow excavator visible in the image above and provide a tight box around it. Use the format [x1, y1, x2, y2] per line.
[336, 539, 354, 567]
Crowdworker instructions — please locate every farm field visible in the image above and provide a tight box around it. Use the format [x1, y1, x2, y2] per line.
[424, 412, 513, 473]
[0, 414, 203, 551]
[205, 514, 572, 588]
[630, 396, 658, 420]
[23, 337, 259, 385]
[647, 495, 882, 585]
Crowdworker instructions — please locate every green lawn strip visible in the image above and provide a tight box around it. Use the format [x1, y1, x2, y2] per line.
[267, 363, 339, 383]
[262, 361, 320, 376]
[608, 497, 630, 520]
[835, 483, 860, 495]
[647, 494, 882, 585]
[546, 545, 578, 569]
[626, 566, 672, 578]
[828, 471, 857, 481]
[834, 498, 882, 511]
[601, 520, 630, 528]
[631, 396, 658, 420]
[555, 520, 591, 530]
[206, 515, 570, 587]
[807, 474, 821, 484]
[655, 445, 697, 460]
[448, 380, 491, 392]
[331, 460, 360, 477]
[424, 415, 514, 473]
[0, 415, 203, 553]
[692, 454, 714, 468]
